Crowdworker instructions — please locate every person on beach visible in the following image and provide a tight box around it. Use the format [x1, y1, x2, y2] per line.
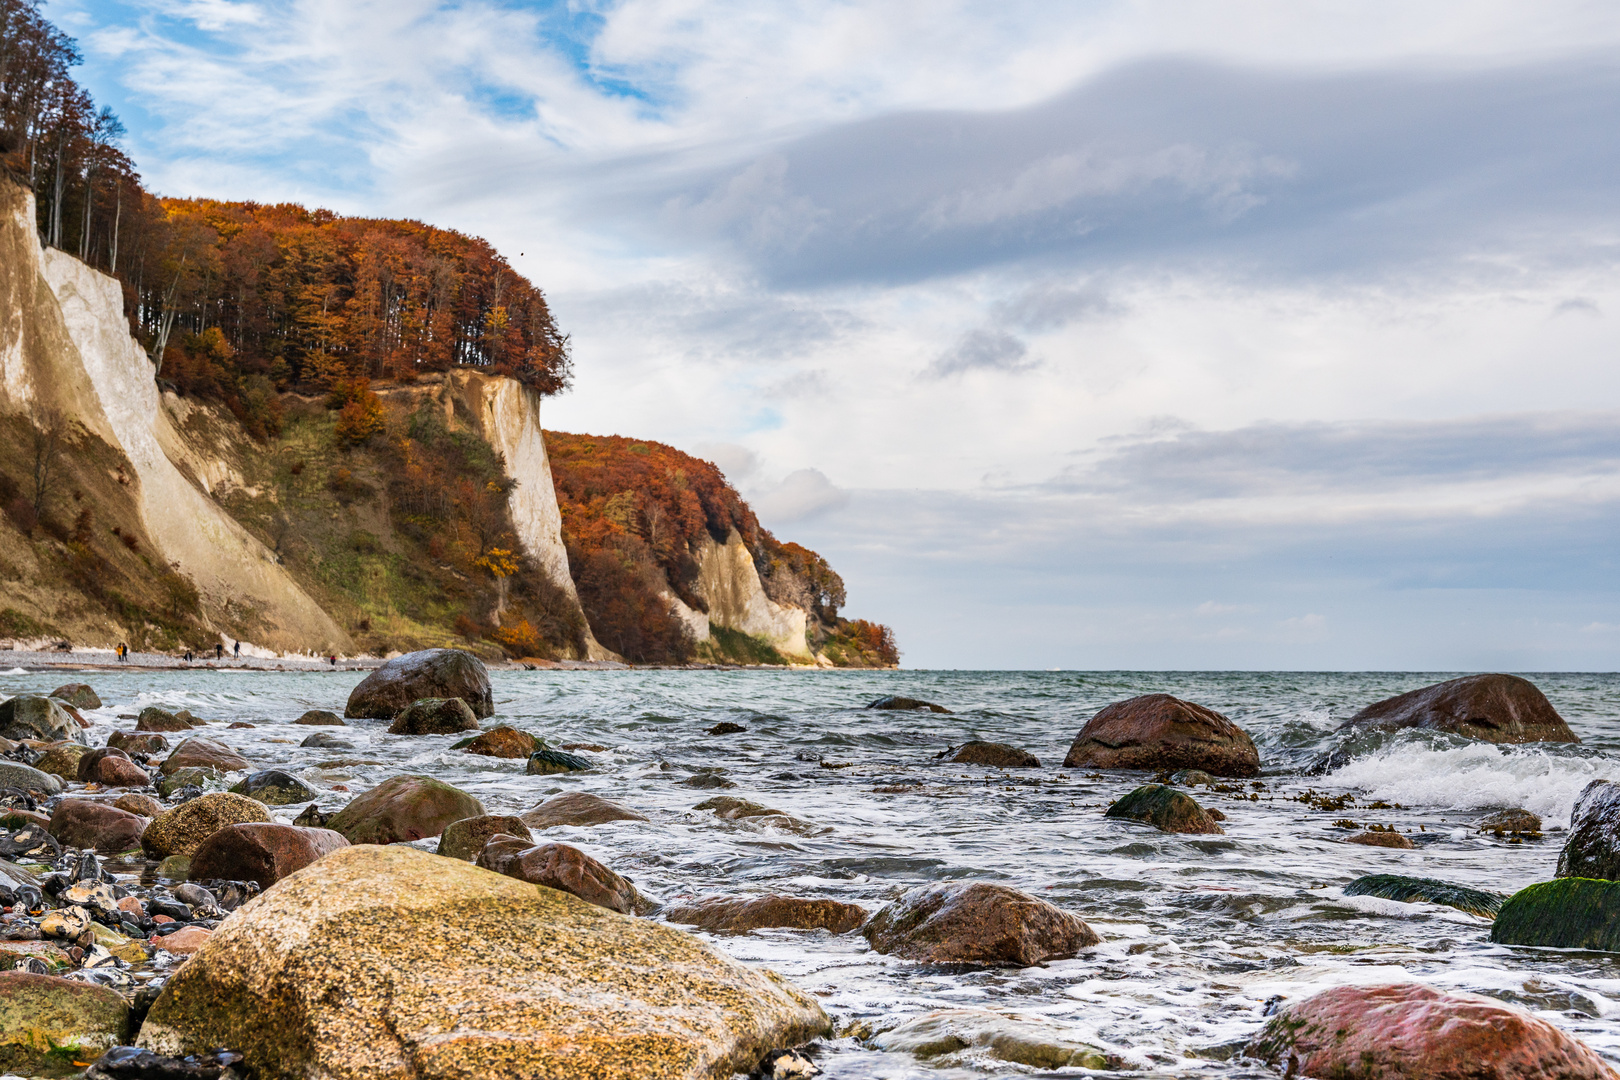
[329, 655, 337, 667]
[215, 643, 223, 660]
[117, 643, 127, 663]
[183, 649, 193, 663]
[233, 641, 241, 658]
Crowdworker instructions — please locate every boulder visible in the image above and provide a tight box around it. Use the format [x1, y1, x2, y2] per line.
[1343, 874, 1506, 918]
[113, 793, 165, 818]
[189, 823, 349, 888]
[0, 971, 129, 1075]
[863, 882, 1100, 966]
[1170, 768, 1217, 787]
[153, 926, 213, 956]
[1104, 784, 1223, 834]
[1558, 780, 1620, 880]
[456, 726, 537, 758]
[943, 741, 1040, 768]
[476, 835, 645, 915]
[1340, 674, 1578, 744]
[527, 746, 593, 774]
[77, 746, 132, 781]
[1481, 808, 1543, 835]
[866, 696, 950, 713]
[870, 1008, 1113, 1071]
[1347, 829, 1415, 849]
[344, 648, 493, 720]
[437, 815, 531, 861]
[1244, 982, 1614, 1079]
[47, 799, 147, 854]
[692, 796, 816, 835]
[141, 793, 272, 859]
[1062, 694, 1259, 777]
[522, 792, 648, 830]
[299, 731, 353, 749]
[158, 767, 224, 798]
[230, 769, 318, 806]
[107, 730, 169, 755]
[388, 696, 480, 736]
[293, 710, 345, 726]
[33, 740, 89, 780]
[159, 737, 250, 776]
[706, 722, 746, 735]
[1492, 878, 1620, 952]
[0, 760, 61, 795]
[664, 895, 868, 934]
[136, 845, 828, 1077]
[326, 775, 485, 845]
[95, 755, 152, 787]
[0, 695, 83, 744]
[49, 683, 101, 710]
[135, 706, 195, 732]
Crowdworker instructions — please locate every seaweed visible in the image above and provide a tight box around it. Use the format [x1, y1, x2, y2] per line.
[1490, 878, 1620, 951]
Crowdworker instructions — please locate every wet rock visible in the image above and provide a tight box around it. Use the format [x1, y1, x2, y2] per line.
[293, 710, 345, 726]
[0, 971, 130, 1074]
[1105, 784, 1224, 835]
[477, 835, 645, 915]
[865, 696, 950, 713]
[707, 722, 746, 735]
[77, 747, 132, 781]
[155, 856, 190, 880]
[1492, 878, 1620, 952]
[136, 845, 829, 1076]
[50, 684, 102, 710]
[1346, 829, 1415, 849]
[1557, 780, 1620, 880]
[692, 796, 815, 834]
[325, 774, 485, 845]
[291, 804, 331, 828]
[86, 1045, 247, 1080]
[1343, 874, 1507, 918]
[35, 740, 91, 780]
[48, 800, 147, 854]
[522, 792, 648, 830]
[298, 731, 352, 749]
[680, 773, 737, 789]
[141, 793, 272, 859]
[97, 756, 151, 788]
[754, 1048, 818, 1079]
[1341, 673, 1578, 744]
[1481, 808, 1542, 835]
[1170, 768, 1217, 788]
[1244, 981, 1614, 1079]
[38, 904, 91, 940]
[437, 815, 531, 861]
[107, 731, 169, 755]
[862, 882, 1100, 966]
[941, 741, 1040, 768]
[229, 770, 317, 807]
[664, 895, 869, 934]
[0, 822, 60, 860]
[154, 926, 213, 955]
[526, 746, 593, 774]
[0, 695, 84, 743]
[388, 696, 480, 736]
[227, 722, 255, 729]
[159, 738, 250, 776]
[344, 648, 493, 720]
[0, 760, 61, 795]
[135, 707, 195, 733]
[113, 793, 164, 818]
[189, 823, 349, 888]
[1063, 694, 1260, 777]
[158, 767, 224, 798]
[870, 1008, 1113, 1070]
[455, 726, 536, 758]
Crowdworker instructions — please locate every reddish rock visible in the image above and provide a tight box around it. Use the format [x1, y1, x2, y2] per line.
[1063, 694, 1260, 777]
[664, 895, 869, 934]
[325, 774, 485, 845]
[159, 737, 250, 776]
[154, 926, 213, 955]
[293, 710, 345, 726]
[946, 741, 1040, 768]
[1348, 830, 1415, 849]
[521, 792, 648, 831]
[1342, 674, 1577, 744]
[227, 722, 255, 729]
[1245, 982, 1616, 1079]
[189, 823, 350, 888]
[437, 815, 531, 861]
[461, 726, 537, 758]
[863, 882, 1100, 966]
[76, 746, 132, 781]
[113, 793, 165, 818]
[476, 835, 643, 915]
[141, 793, 272, 858]
[108, 731, 169, 755]
[95, 755, 151, 787]
[117, 896, 145, 916]
[47, 800, 147, 854]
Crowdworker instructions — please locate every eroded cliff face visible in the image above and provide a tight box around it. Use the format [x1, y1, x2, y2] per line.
[670, 529, 812, 659]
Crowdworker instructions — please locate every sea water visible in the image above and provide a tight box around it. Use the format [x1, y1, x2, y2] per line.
[7, 667, 1620, 1077]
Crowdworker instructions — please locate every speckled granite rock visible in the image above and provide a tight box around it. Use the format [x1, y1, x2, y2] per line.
[141, 793, 272, 858]
[863, 882, 1100, 966]
[388, 697, 480, 736]
[108, 730, 169, 755]
[33, 741, 89, 781]
[0, 971, 129, 1075]
[49, 684, 101, 710]
[477, 834, 647, 915]
[136, 844, 830, 1079]
[159, 737, 250, 776]
[0, 760, 60, 796]
[437, 815, 530, 861]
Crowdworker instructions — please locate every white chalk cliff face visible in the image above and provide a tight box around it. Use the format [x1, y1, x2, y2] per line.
[671, 529, 812, 659]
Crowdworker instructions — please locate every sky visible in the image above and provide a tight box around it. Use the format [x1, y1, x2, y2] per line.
[52, 0, 1620, 669]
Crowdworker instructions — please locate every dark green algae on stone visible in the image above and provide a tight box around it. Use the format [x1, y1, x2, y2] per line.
[1104, 784, 1223, 835]
[1491, 878, 1620, 952]
[1344, 874, 1507, 919]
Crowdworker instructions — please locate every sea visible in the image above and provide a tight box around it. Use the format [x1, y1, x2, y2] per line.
[6, 666, 1620, 1077]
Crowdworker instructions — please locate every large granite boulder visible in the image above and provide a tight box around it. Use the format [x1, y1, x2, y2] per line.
[49, 684, 101, 710]
[0, 760, 60, 795]
[1340, 674, 1577, 744]
[477, 835, 647, 915]
[344, 649, 493, 720]
[325, 775, 485, 845]
[108, 730, 169, 755]
[388, 697, 480, 735]
[522, 792, 648, 830]
[437, 815, 531, 861]
[230, 769, 318, 807]
[159, 737, 250, 776]
[1244, 982, 1614, 1079]
[0, 971, 129, 1075]
[1104, 784, 1224, 834]
[0, 695, 83, 744]
[1492, 878, 1620, 952]
[664, 895, 869, 935]
[863, 882, 1100, 966]
[135, 706, 197, 732]
[141, 793, 273, 859]
[1557, 779, 1620, 880]
[943, 741, 1040, 768]
[1344, 874, 1506, 918]
[189, 823, 349, 888]
[1063, 694, 1259, 777]
[135, 845, 829, 1078]
[47, 800, 147, 854]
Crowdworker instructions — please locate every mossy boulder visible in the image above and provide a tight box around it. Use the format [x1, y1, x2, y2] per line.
[107, 730, 169, 755]
[0, 971, 129, 1076]
[135, 845, 830, 1078]
[1343, 874, 1506, 918]
[32, 741, 89, 781]
[437, 815, 531, 861]
[526, 746, 593, 774]
[293, 710, 345, 726]
[49, 684, 101, 710]
[141, 793, 273, 859]
[1064, 694, 1259, 777]
[1491, 878, 1620, 952]
[388, 697, 480, 736]
[230, 769, 318, 806]
[0, 696, 83, 744]
[1104, 784, 1223, 834]
[135, 707, 195, 733]
[344, 649, 493, 720]
[326, 775, 485, 845]
[0, 761, 60, 796]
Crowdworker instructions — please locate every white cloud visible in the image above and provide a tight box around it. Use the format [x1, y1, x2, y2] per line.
[749, 469, 850, 524]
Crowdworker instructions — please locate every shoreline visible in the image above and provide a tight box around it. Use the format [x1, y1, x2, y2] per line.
[0, 647, 861, 673]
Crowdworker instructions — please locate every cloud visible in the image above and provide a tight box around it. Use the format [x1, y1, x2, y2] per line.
[690, 442, 759, 482]
[924, 328, 1036, 379]
[749, 468, 850, 523]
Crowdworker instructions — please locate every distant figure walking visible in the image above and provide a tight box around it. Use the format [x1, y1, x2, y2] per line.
[215, 643, 224, 660]
[183, 649, 193, 663]
[233, 641, 241, 658]
[117, 643, 127, 663]
[328, 654, 337, 667]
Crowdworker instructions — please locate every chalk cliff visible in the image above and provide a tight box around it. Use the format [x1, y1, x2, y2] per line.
[669, 530, 811, 659]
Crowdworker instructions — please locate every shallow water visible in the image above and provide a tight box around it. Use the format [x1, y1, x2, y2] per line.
[8, 667, 1620, 1077]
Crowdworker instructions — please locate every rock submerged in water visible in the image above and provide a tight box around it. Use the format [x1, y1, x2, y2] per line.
[0, 970, 130, 1074]
[1481, 807, 1542, 835]
[344, 648, 493, 720]
[1063, 694, 1260, 777]
[862, 882, 1100, 966]
[388, 696, 481, 736]
[438, 815, 531, 861]
[1558, 780, 1620, 880]
[299, 731, 352, 749]
[325, 775, 485, 845]
[188, 823, 349, 888]
[527, 746, 593, 774]
[1244, 982, 1615, 1079]
[477, 834, 649, 915]
[941, 741, 1040, 768]
[48, 800, 147, 854]
[293, 709, 345, 726]
[1343, 874, 1506, 918]
[869, 1008, 1113, 1071]
[1491, 878, 1620, 952]
[522, 792, 648, 830]
[135, 706, 196, 733]
[141, 793, 273, 859]
[455, 726, 536, 758]
[136, 845, 829, 1079]
[1346, 829, 1415, 849]
[0, 695, 84, 744]
[1105, 784, 1224, 835]
[706, 722, 746, 735]
[664, 895, 868, 935]
[693, 796, 816, 834]
[1340, 673, 1578, 744]
[865, 696, 950, 713]
[230, 769, 318, 806]
[159, 737, 250, 776]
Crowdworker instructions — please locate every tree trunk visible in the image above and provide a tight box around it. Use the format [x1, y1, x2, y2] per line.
[109, 188, 120, 274]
